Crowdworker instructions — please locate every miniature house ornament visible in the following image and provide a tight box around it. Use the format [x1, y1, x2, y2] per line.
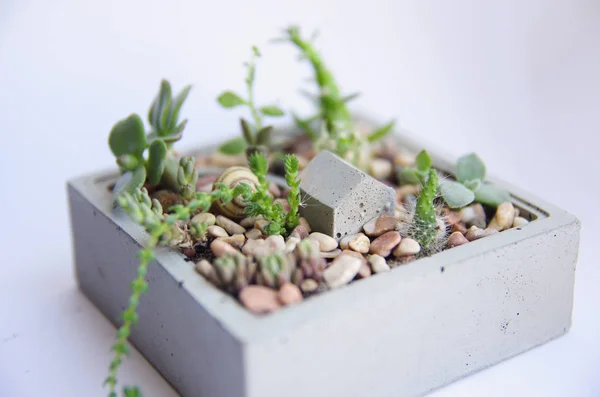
[299, 150, 396, 240]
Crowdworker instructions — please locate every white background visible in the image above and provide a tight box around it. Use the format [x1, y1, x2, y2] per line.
[0, 1, 599, 396]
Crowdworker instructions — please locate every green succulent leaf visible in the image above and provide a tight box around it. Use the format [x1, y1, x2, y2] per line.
[397, 167, 421, 185]
[150, 80, 172, 128]
[112, 165, 146, 203]
[123, 386, 142, 397]
[109, 114, 147, 159]
[260, 106, 284, 116]
[474, 183, 511, 207]
[341, 92, 361, 103]
[169, 85, 192, 128]
[146, 139, 168, 185]
[415, 150, 432, 173]
[463, 179, 482, 191]
[440, 180, 476, 209]
[219, 137, 248, 155]
[116, 154, 140, 171]
[456, 153, 486, 183]
[367, 120, 395, 143]
[256, 125, 273, 145]
[158, 96, 172, 135]
[217, 91, 246, 108]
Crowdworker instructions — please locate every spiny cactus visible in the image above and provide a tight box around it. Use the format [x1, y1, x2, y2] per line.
[411, 168, 439, 252]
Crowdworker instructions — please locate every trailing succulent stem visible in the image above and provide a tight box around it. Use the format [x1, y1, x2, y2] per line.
[217, 46, 284, 158]
[108, 80, 191, 201]
[284, 154, 301, 228]
[280, 26, 395, 169]
[412, 168, 439, 252]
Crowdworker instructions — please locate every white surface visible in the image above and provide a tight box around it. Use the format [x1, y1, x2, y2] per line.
[0, 1, 598, 396]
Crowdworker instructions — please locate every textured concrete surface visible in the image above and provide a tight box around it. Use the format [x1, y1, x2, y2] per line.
[298, 150, 396, 240]
[68, 138, 580, 397]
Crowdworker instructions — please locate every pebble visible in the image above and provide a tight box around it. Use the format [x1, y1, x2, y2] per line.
[512, 216, 529, 228]
[240, 216, 263, 228]
[465, 226, 499, 241]
[321, 249, 342, 259]
[309, 232, 338, 252]
[216, 234, 245, 249]
[195, 259, 214, 279]
[357, 263, 372, 278]
[278, 283, 303, 306]
[348, 233, 370, 253]
[290, 225, 309, 240]
[395, 185, 420, 203]
[285, 236, 300, 253]
[267, 235, 286, 251]
[210, 239, 238, 257]
[323, 253, 364, 289]
[398, 255, 416, 264]
[488, 202, 515, 231]
[460, 204, 487, 229]
[370, 231, 402, 257]
[255, 219, 270, 235]
[244, 228, 263, 240]
[452, 222, 468, 234]
[216, 215, 245, 235]
[300, 278, 319, 293]
[341, 249, 368, 264]
[368, 254, 391, 273]
[393, 238, 421, 257]
[363, 214, 398, 237]
[442, 210, 461, 226]
[393, 152, 416, 167]
[369, 158, 393, 180]
[299, 217, 311, 233]
[183, 247, 196, 258]
[447, 231, 469, 248]
[207, 225, 228, 238]
[340, 234, 357, 250]
[191, 212, 216, 227]
[239, 285, 281, 314]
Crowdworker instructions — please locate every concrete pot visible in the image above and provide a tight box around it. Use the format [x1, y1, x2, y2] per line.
[67, 128, 580, 397]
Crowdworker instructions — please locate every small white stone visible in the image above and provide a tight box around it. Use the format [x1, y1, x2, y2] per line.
[216, 215, 245, 235]
[368, 254, 390, 273]
[460, 203, 487, 229]
[285, 236, 300, 253]
[512, 216, 529, 228]
[240, 216, 263, 228]
[321, 248, 342, 259]
[488, 202, 515, 231]
[393, 238, 421, 257]
[207, 225, 228, 238]
[323, 253, 363, 288]
[309, 232, 338, 252]
[191, 212, 216, 226]
[266, 235, 285, 251]
[369, 158, 393, 180]
[348, 233, 370, 254]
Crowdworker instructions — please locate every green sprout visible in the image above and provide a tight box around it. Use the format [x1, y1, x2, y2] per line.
[108, 80, 192, 201]
[217, 46, 284, 158]
[412, 168, 439, 252]
[279, 26, 395, 169]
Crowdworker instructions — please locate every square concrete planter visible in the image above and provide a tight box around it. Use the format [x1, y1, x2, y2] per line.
[68, 128, 580, 397]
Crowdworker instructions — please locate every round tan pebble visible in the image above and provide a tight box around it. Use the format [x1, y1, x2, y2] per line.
[321, 248, 342, 259]
[512, 216, 529, 228]
[216, 215, 245, 235]
[465, 226, 484, 241]
[369, 158, 393, 180]
[191, 212, 216, 227]
[323, 253, 363, 288]
[357, 262, 372, 279]
[488, 202, 515, 231]
[300, 278, 319, 293]
[278, 283, 304, 306]
[447, 231, 469, 248]
[298, 217, 311, 233]
[370, 231, 402, 257]
[207, 225, 228, 238]
[368, 254, 391, 273]
[393, 238, 421, 257]
[452, 222, 468, 234]
[216, 234, 245, 249]
[240, 216, 263, 228]
[210, 239, 238, 257]
[309, 232, 338, 252]
[239, 285, 281, 314]
[266, 235, 285, 251]
[244, 228, 263, 240]
[349, 233, 370, 254]
[393, 153, 416, 167]
[195, 259, 216, 281]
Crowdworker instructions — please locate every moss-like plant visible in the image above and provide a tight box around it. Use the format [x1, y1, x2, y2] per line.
[217, 46, 284, 158]
[279, 26, 395, 169]
[108, 80, 192, 201]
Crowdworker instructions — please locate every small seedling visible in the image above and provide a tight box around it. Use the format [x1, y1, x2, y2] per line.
[411, 168, 440, 252]
[217, 46, 285, 158]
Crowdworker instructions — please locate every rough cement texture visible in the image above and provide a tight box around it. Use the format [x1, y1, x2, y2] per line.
[298, 150, 396, 240]
[68, 138, 580, 397]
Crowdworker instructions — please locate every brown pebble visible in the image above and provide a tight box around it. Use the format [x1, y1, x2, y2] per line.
[244, 228, 263, 240]
[183, 247, 196, 258]
[447, 231, 469, 248]
[240, 216, 263, 228]
[357, 263, 372, 279]
[210, 239, 238, 257]
[452, 222, 468, 234]
[239, 285, 281, 314]
[300, 278, 319, 293]
[216, 234, 245, 249]
[291, 225, 309, 240]
[363, 214, 398, 237]
[442, 209, 461, 226]
[278, 283, 304, 306]
[207, 225, 228, 238]
[370, 231, 402, 257]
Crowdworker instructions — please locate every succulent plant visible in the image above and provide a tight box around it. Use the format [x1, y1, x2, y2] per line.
[108, 79, 192, 201]
[217, 46, 284, 158]
[257, 252, 296, 288]
[411, 168, 440, 252]
[295, 238, 327, 282]
[213, 253, 257, 293]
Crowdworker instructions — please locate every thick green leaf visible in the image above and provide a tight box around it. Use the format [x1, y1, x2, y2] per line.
[112, 165, 146, 203]
[150, 80, 172, 127]
[217, 91, 246, 108]
[240, 118, 254, 144]
[168, 85, 192, 128]
[219, 137, 248, 155]
[415, 150, 432, 173]
[146, 139, 168, 185]
[463, 179, 482, 191]
[397, 167, 421, 185]
[367, 120, 395, 143]
[474, 183, 511, 207]
[440, 180, 475, 208]
[116, 154, 140, 171]
[456, 153, 486, 183]
[260, 106, 284, 116]
[108, 114, 147, 159]
[158, 96, 172, 135]
[256, 125, 273, 145]
[123, 386, 142, 397]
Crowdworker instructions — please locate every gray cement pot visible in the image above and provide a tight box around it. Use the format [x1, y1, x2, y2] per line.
[67, 127, 580, 397]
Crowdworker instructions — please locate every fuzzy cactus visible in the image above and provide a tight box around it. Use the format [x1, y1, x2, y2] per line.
[411, 168, 439, 252]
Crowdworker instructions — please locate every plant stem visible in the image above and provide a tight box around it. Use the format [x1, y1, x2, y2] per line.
[245, 50, 262, 132]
